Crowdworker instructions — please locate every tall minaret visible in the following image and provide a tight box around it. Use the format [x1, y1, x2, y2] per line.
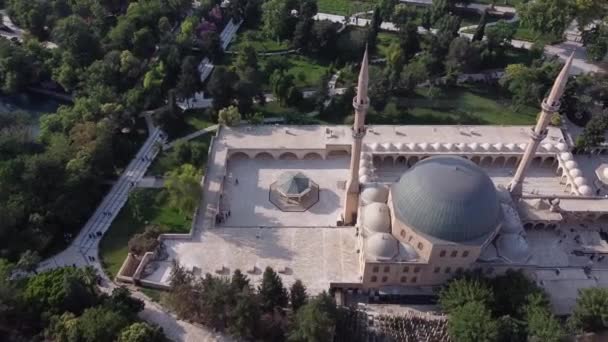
[509, 53, 574, 197]
[343, 47, 369, 225]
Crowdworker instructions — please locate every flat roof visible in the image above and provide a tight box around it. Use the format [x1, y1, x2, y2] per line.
[220, 125, 566, 150]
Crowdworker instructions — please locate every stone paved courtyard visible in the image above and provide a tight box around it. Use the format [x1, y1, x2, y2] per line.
[218, 156, 349, 227]
[145, 227, 360, 294]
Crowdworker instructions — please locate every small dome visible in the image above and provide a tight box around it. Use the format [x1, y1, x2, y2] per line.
[375, 144, 385, 152]
[542, 143, 554, 152]
[570, 168, 583, 177]
[368, 143, 379, 152]
[574, 177, 587, 186]
[556, 143, 568, 152]
[431, 143, 442, 151]
[362, 153, 372, 161]
[362, 203, 391, 234]
[603, 168, 608, 179]
[361, 186, 389, 205]
[359, 167, 369, 177]
[418, 143, 429, 151]
[578, 185, 593, 196]
[518, 143, 527, 151]
[565, 160, 578, 169]
[456, 143, 467, 152]
[383, 143, 396, 151]
[560, 152, 573, 161]
[407, 143, 418, 151]
[496, 234, 530, 264]
[494, 143, 504, 152]
[397, 242, 418, 262]
[469, 142, 479, 151]
[479, 243, 498, 261]
[360, 175, 370, 183]
[366, 233, 399, 261]
[395, 143, 405, 151]
[444, 143, 454, 151]
[480, 143, 492, 151]
[505, 143, 516, 151]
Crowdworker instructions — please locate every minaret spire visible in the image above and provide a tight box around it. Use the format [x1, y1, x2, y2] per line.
[343, 46, 370, 225]
[509, 53, 574, 197]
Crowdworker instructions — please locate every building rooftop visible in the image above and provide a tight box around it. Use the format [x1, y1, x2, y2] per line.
[220, 125, 566, 150]
[391, 156, 502, 243]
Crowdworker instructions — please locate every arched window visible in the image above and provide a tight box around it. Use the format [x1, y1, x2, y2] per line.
[381, 276, 388, 283]
[450, 250, 458, 257]
[440, 250, 446, 257]
[400, 276, 407, 283]
[434, 267, 440, 273]
[373, 266, 379, 273]
[371, 276, 377, 282]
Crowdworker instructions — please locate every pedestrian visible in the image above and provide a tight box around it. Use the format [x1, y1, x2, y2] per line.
[228, 210, 231, 217]
[235, 178, 239, 185]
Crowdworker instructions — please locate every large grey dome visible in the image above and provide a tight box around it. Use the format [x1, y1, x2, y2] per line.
[391, 156, 501, 242]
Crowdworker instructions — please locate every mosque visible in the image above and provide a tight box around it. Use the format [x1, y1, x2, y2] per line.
[136, 48, 608, 315]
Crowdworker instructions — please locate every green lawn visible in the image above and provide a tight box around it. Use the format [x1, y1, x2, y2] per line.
[257, 55, 329, 90]
[317, 0, 378, 15]
[147, 133, 212, 176]
[100, 189, 192, 279]
[231, 29, 290, 52]
[370, 86, 538, 125]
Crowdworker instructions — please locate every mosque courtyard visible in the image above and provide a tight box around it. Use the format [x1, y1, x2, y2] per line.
[141, 138, 608, 297]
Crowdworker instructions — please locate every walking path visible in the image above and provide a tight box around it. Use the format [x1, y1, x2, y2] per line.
[0, 10, 57, 48]
[164, 124, 219, 150]
[177, 20, 242, 110]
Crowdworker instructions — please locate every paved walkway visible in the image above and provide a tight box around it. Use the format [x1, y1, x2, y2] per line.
[164, 124, 219, 150]
[0, 10, 57, 48]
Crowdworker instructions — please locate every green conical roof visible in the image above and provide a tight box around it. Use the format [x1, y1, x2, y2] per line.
[277, 172, 311, 195]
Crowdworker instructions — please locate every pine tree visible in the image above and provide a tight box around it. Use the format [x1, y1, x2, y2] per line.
[258, 267, 288, 312]
[231, 269, 251, 293]
[290, 279, 308, 312]
[472, 9, 488, 41]
[228, 287, 260, 340]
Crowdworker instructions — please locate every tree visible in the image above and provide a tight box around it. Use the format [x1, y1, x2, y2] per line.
[310, 20, 338, 58]
[17, 249, 41, 273]
[439, 277, 493, 313]
[235, 44, 259, 74]
[569, 287, 608, 333]
[517, 0, 575, 37]
[118, 322, 165, 342]
[128, 225, 161, 256]
[176, 56, 201, 102]
[164, 164, 202, 214]
[290, 279, 308, 312]
[208, 67, 239, 110]
[445, 37, 481, 76]
[106, 287, 145, 319]
[486, 20, 516, 49]
[379, 0, 398, 21]
[131, 28, 155, 58]
[218, 105, 242, 126]
[52, 15, 101, 66]
[128, 189, 155, 222]
[228, 287, 260, 339]
[472, 9, 488, 41]
[448, 301, 499, 342]
[367, 7, 382, 50]
[258, 267, 288, 312]
[293, 18, 314, 51]
[491, 270, 545, 318]
[262, 0, 290, 40]
[270, 70, 297, 106]
[289, 292, 336, 342]
[231, 269, 251, 293]
[200, 31, 223, 61]
[76, 306, 131, 342]
[526, 304, 564, 342]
